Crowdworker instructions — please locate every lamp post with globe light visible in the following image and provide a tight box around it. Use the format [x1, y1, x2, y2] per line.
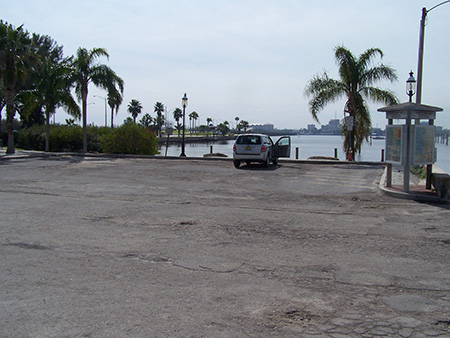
[180, 93, 188, 157]
[406, 71, 416, 103]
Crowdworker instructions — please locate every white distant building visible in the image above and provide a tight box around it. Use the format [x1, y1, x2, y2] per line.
[249, 123, 274, 133]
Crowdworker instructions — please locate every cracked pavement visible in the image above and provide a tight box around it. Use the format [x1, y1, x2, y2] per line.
[1, 156, 449, 337]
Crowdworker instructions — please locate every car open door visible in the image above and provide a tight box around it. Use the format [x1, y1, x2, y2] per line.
[274, 136, 291, 158]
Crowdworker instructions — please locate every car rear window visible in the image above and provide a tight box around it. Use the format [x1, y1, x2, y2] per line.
[237, 136, 261, 145]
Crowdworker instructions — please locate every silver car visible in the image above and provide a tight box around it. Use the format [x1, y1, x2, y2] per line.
[232, 133, 291, 168]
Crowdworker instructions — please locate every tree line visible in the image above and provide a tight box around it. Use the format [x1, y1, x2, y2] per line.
[0, 20, 126, 153]
[0, 20, 250, 155]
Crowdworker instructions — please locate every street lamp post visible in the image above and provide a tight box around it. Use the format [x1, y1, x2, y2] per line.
[404, 72, 417, 192]
[94, 95, 107, 127]
[415, 1, 449, 188]
[416, 1, 450, 104]
[180, 93, 188, 157]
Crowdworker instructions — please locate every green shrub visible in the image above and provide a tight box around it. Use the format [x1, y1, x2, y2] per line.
[411, 165, 427, 180]
[48, 125, 83, 152]
[15, 123, 158, 154]
[99, 123, 159, 155]
[15, 125, 46, 150]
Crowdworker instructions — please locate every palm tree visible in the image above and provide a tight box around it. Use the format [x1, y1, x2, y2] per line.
[206, 117, 213, 137]
[19, 33, 66, 128]
[173, 108, 183, 136]
[35, 57, 80, 151]
[139, 113, 153, 128]
[0, 21, 33, 154]
[235, 116, 239, 131]
[238, 120, 249, 131]
[127, 99, 142, 123]
[153, 102, 164, 137]
[71, 47, 123, 152]
[305, 45, 398, 160]
[189, 111, 199, 134]
[107, 85, 123, 128]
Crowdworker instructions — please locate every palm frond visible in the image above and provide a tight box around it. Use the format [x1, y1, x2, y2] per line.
[357, 48, 383, 70]
[360, 64, 398, 87]
[305, 72, 346, 122]
[361, 87, 399, 106]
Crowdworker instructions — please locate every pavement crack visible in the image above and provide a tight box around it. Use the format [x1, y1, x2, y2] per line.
[4, 242, 53, 250]
[172, 262, 245, 273]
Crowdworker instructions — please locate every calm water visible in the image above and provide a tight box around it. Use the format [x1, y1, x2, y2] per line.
[158, 135, 450, 173]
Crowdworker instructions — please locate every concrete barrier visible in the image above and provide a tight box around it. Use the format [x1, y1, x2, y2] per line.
[431, 173, 450, 199]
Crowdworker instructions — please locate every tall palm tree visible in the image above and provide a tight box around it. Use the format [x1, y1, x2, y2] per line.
[206, 117, 213, 137]
[235, 116, 239, 131]
[127, 99, 142, 123]
[107, 84, 123, 128]
[71, 47, 123, 152]
[0, 21, 33, 154]
[189, 111, 199, 134]
[173, 108, 183, 136]
[153, 101, 164, 137]
[305, 45, 398, 160]
[35, 57, 80, 151]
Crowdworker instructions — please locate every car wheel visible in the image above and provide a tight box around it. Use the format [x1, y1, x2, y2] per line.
[262, 154, 270, 168]
[234, 160, 241, 168]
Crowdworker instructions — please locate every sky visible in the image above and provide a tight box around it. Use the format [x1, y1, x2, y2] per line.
[2, 0, 450, 130]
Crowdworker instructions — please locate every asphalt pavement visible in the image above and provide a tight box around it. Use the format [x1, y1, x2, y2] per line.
[0, 154, 449, 337]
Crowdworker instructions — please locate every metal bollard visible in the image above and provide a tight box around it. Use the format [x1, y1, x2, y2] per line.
[381, 149, 385, 162]
[334, 148, 337, 159]
[296, 147, 299, 159]
[210, 145, 213, 154]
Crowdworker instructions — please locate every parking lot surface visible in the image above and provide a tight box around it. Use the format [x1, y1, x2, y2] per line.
[1, 156, 449, 337]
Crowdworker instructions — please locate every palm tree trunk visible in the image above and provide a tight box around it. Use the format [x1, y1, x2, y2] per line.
[45, 110, 50, 152]
[111, 107, 114, 128]
[82, 88, 88, 153]
[5, 87, 15, 154]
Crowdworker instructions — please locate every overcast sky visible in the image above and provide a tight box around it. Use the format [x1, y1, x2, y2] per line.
[3, 0, 450, 129]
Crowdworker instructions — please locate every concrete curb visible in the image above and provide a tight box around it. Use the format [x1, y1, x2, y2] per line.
[378, 167, 448, 203]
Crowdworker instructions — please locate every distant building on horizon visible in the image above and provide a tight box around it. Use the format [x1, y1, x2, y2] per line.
[320, 119, 341, 134]
[307, 124, 317, 132]
[248, 123, 274, 133]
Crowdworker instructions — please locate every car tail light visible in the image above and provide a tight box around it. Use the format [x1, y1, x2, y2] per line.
[261, 145, 266, 153]
[233, 145, 236, 152]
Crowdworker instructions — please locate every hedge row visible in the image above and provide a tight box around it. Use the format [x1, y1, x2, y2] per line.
[14, 123, 159, 155]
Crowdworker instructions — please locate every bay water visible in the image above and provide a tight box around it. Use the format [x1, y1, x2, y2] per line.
[158, 135, 450, 174]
